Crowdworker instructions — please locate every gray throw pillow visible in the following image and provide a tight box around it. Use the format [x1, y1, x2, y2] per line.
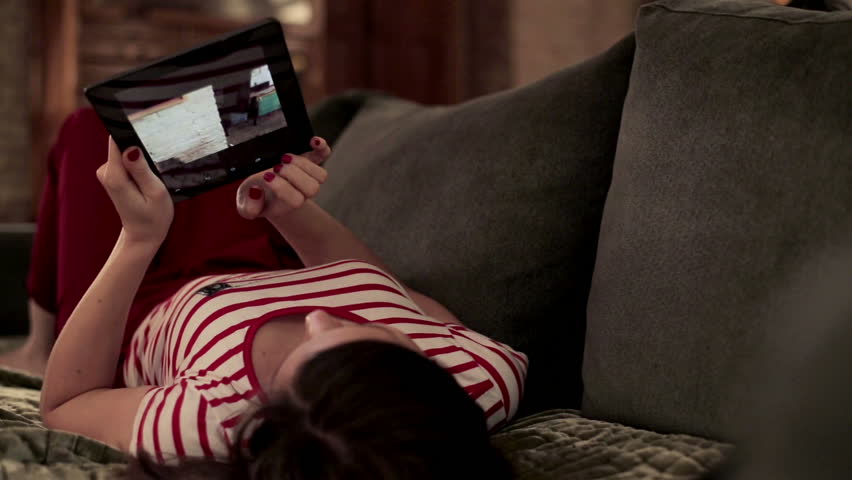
[582, 0, 852, 440]
[314, 34, 636, 416]
[308, 91, 387, 146]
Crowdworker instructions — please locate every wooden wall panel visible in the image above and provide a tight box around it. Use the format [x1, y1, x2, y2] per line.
[323, 0, 641, 103]
[325, 0, 469, 105]
[466, 0, 513, 97]
[324, 0, 370, 96]
[0, 0, 32, 221]
[29, 0, 79, 220]
[512, 0, 649, 86]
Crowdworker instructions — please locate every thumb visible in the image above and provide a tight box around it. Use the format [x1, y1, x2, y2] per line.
[121, 145, 166, 197]
[236, 181, 265, 220]
[304, 136, 331, 165]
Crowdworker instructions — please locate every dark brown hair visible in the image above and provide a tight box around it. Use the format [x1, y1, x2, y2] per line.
[128, 340, 513, 479]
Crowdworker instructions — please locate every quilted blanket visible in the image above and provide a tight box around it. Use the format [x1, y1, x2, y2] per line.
[0, 347, 730, 479]
[493, 411, 732, 479]
[0, 368, 125, 479]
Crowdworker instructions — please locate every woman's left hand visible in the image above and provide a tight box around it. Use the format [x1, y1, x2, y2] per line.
[96, 137, 174, 247]
[236, 136, 331, 221]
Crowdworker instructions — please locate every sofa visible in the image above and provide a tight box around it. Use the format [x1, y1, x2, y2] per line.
[1, 0, 851, 478]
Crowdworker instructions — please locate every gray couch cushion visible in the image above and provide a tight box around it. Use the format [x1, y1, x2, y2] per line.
[315, 35, 636, 416]
[582, 0, 852, 440]
[729, 248, 852, 480]
[308, 91, 388, 147]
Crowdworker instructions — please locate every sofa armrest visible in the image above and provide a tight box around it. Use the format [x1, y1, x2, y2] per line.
[0, 223, 34, 336]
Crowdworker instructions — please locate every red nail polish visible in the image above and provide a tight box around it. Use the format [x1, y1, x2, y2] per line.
[263, 172, 275, 182]
[281, 154, 292, 164]
[128, 149, 140, 161]
[273, 164, 282, 173]
[313, 138, 321, 147]
[249, 187, 263, 199]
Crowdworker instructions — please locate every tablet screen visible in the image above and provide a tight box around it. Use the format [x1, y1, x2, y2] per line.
[85, 19, 313, 202]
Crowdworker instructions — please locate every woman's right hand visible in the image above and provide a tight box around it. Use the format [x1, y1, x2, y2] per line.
[236, 136, 331, 220]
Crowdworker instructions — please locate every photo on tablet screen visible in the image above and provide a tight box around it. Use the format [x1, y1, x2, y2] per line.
[123, 63, 287, 193]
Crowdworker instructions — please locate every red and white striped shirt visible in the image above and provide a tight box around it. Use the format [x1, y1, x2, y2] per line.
[122, 260, 528, 464]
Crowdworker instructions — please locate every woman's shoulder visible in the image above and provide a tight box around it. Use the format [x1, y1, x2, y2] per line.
[409, 323, 528, 431]
[130, 377, 236, 464]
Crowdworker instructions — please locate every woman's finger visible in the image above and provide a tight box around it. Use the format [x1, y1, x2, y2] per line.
[302, 136, 331, 165]
[101, 137, 132, 190]
[282, 154, 328, 184]
[275, 161, 320, 199]
[121, 146, 167, 199]
[262, 171, 306, 210]
[236, 149, 327, 220]
[99, 138, 135, 205]
[236, 181, 266, 220]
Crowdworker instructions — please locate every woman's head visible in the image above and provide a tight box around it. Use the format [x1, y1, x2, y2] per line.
[132, 340, 513, 479]
[241, 340, 512, 479]
[270, 310, 423, 392]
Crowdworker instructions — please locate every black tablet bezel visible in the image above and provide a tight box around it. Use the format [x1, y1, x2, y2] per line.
[84, 18, 313, 202]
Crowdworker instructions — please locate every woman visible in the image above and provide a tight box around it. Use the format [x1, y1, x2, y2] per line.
[17, 109, 524, 477]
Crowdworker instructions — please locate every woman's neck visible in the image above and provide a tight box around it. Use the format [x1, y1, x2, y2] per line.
[249, 314, 307, 395]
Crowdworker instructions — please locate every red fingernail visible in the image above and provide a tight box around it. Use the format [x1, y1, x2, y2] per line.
[313, 138, 321, 147]
[249, 187, 263, 199]
[128, 149, 140, 161]
[273, 164, 282, 173]
[281, 154, 292, 164]
[263, 172, 275, 182]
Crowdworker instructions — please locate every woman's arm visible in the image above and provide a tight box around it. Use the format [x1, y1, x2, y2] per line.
[235, 141, 461, 325]
[268, 200, 462, 325]
[267, 200, 392, 271]
[40, 231, 156, 416]
[40, 138, 174, 449]
[40, 230, 158, 450]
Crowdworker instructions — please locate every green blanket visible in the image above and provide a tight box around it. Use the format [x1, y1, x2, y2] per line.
[494, 411, 732, 479]
[0, 369, 125, 479]
[0, 366, 730, 479]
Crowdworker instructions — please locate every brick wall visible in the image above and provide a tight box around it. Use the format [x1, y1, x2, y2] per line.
[0, 0, 31, 222]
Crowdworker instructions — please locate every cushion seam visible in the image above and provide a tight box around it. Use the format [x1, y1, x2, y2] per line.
[643, 3, 852, 26]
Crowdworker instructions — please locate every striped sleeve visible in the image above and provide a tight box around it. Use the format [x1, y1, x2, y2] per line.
[369, 313, 529, 432]
[129, 379, 230, 464]
[445, 325, 528, 431]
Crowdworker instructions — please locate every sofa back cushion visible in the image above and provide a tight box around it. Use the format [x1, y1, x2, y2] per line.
[582, 0, 852, 440]
[314, 35, 635, 415]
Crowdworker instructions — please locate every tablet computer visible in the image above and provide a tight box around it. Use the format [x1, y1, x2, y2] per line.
[84, 18, 313, 202]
